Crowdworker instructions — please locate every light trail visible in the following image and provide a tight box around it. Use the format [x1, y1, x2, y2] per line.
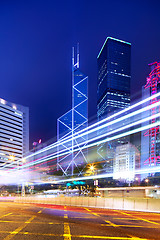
[2, 94, 160, 171]
[4, 91, 160, 171]
[57, 91, 160, 141]
[32, 165, 160, 184]
[2, 117, 160, 184]
[2, 116, 153, 171]
[6, 118, 160, 172]
[19, 113, 160, 169]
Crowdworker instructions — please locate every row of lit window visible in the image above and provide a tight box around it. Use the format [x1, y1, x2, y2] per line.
[98, 60, 107, 80]
[107, 99, 130, 104]
[110, 71, 131, 78]
[98, 92, 130, 106]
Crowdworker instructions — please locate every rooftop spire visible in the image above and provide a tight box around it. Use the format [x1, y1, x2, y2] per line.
[72, 43, 80, 70]
[77, 42, 79, 69]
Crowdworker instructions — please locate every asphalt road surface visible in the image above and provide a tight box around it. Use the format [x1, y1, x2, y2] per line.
[0, 201, 160, 239]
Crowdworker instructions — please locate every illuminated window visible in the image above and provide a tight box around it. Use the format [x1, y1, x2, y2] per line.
[0, 99, 6, 104]
[12, 105, 17, 110]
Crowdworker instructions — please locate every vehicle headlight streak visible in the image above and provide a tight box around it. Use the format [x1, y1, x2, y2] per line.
[33, 165, 160, 184]
[6, 116, 160, 173]
[2, 93, 160, 171]
[4, 91, 160, 171]
[56, 91, 160, 141]
[3, 113, 156, 171]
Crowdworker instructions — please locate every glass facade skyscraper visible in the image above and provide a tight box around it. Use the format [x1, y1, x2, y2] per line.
[97, 37, 131, 119]
[97, 37, 131, 174]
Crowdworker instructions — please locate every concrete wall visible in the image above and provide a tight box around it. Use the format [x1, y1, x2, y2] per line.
[102, 189, 146, 198]
[14, 196, 160, 213]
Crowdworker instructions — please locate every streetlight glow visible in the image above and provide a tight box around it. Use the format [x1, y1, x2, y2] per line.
[90, 165, 95, 171]
[9, 155, 15, 161]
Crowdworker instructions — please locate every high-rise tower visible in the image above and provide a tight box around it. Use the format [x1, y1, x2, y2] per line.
[141, 62, 160, 179]
[97, 37, 131, 119]
[0, 98, 29, 170]
[97, 37, 131, 173]
[57, 44, 88, 176]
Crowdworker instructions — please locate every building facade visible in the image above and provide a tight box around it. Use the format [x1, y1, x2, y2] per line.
[0, 98, 29, 170]
[141, 62, 160, 179]
[113, 143, 140, 181]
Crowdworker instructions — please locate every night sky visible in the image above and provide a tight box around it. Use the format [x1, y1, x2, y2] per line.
[0, 0, 160, 148]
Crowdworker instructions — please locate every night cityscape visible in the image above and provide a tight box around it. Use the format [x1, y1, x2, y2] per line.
[0, 1, 160, 240]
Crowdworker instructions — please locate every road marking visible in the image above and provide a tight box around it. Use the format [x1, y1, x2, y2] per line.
[71, 235, 148, 239]
[8, 215, 30, 217]
[117, 211, 159, 225]
[63, 207, 71, 240]
[38, 207, 45, 213]
[84, 208, 118, 227]
[25, 215, 36, 223]
[0, 220, 18, 223]
[104, 220, 118, 227]
[129, 235, 148, 240]
[0, 213, 12, 218]
[0, 220, 61, 224]
[101, 224, 159, 228]
[84, 208, 150, 239]
[70, 216, 97, 219]
[2, 215, 36, 240]
[84, 208, 99, 216]
[114, 218, 139, 220]
[63, 215, 71, 240]
[0, 230, 148, 239]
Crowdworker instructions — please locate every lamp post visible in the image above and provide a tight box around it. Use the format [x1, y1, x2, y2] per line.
[21, 158, 26, 197]
[145, 178, 149, 186]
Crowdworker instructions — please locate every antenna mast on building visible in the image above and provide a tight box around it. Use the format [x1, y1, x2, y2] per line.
[77, 43, 79, 69]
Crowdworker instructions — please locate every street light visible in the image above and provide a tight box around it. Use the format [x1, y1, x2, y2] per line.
[9, 155, 15, 161]
[22, 158, 26, 164]
[89, 165, 95, 172]
[145, 178, 149, 186]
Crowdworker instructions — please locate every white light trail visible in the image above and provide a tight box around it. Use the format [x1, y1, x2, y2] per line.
[6, 91, 160, 171]
[3, 93, 160, 171]
[6, 118, 160, 172]
[33, 165, 160, 184]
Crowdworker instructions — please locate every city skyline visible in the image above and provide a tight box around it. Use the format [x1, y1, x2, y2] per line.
[1, 2, 160, 238]
[0, 1, 160, 146]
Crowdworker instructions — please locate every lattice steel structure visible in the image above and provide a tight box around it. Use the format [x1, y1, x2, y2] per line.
[143, 62, 160, 166]
[57, 45, 88, 176]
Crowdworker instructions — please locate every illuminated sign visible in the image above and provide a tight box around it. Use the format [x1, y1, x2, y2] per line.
[66, 181, 85, 187]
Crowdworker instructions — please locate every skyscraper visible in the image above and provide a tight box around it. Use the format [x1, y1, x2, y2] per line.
[97, 37, 131, 119]
[57, 45, 88, 176]
[97, 37, 131, 173]
[141, 62, 160, 179]
[0, 98, 29, 170]
[113, 143, 140, 181]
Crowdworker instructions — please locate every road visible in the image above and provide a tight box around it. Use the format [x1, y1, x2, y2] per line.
[0, 201, 160, 239]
